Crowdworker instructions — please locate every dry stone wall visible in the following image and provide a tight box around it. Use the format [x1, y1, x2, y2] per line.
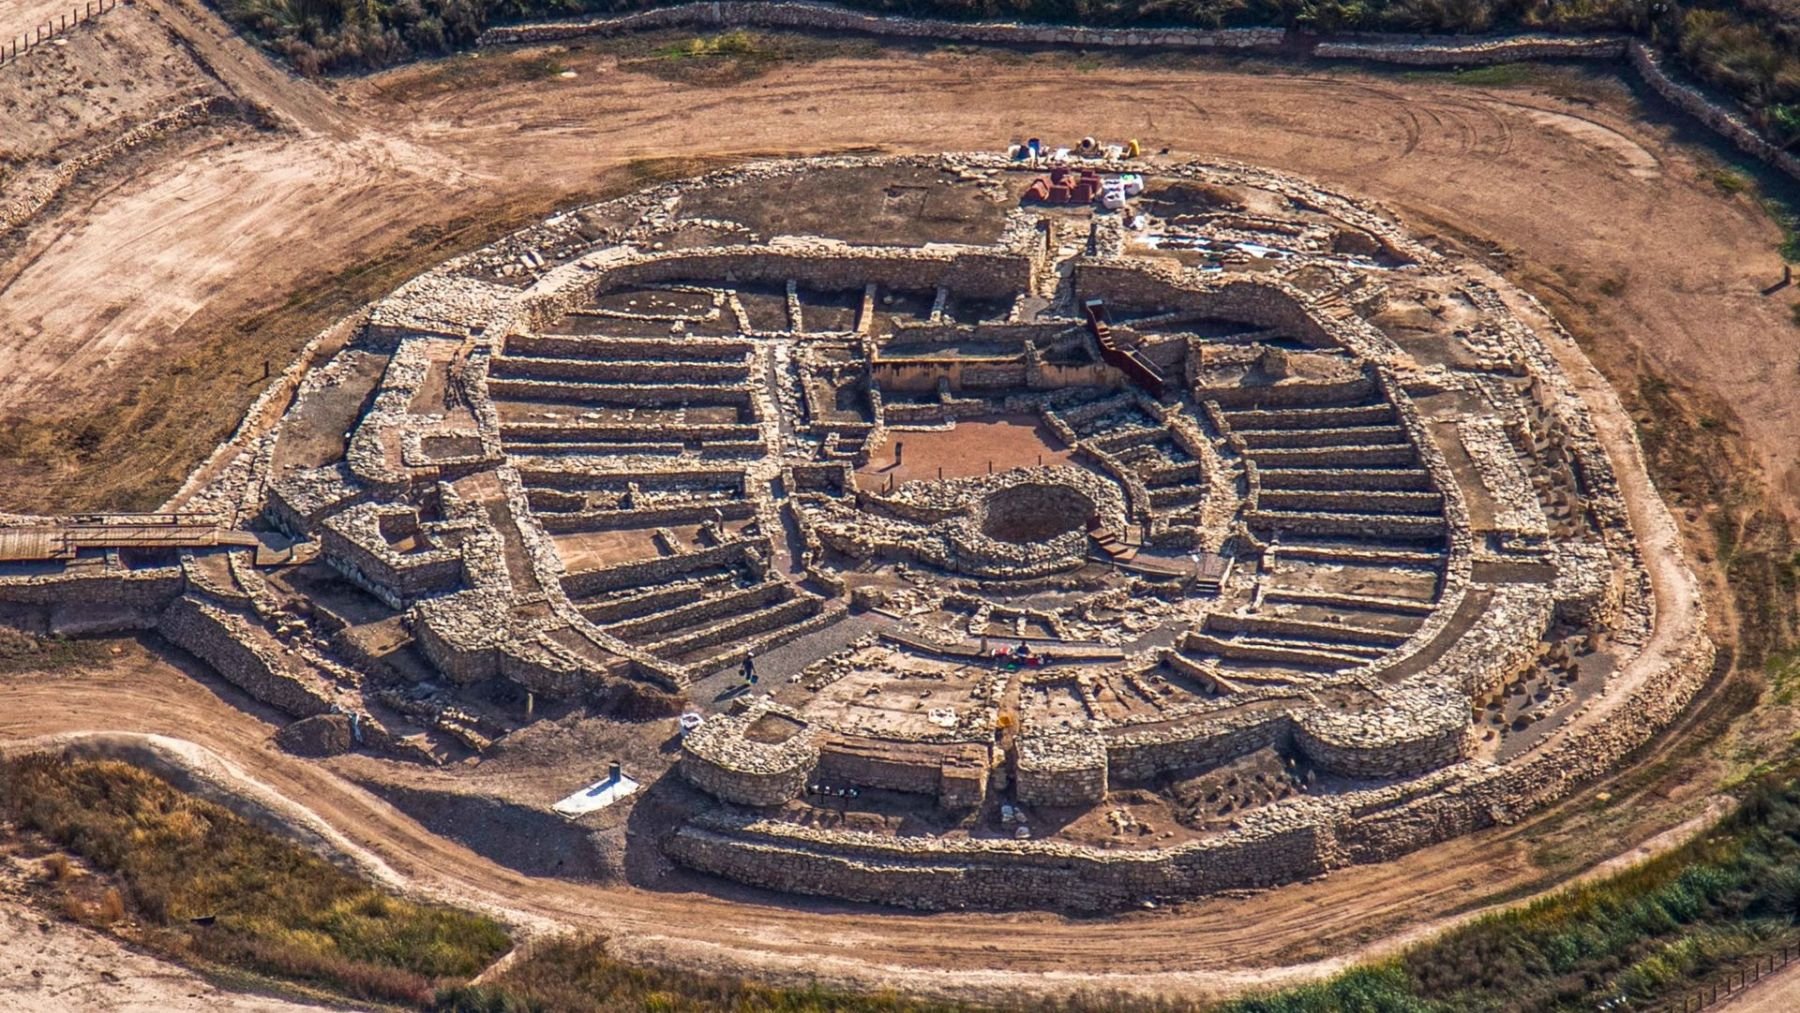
[157, 597, 337, 718]
[1313, 34, 1627, 64]
[478, 1, 1283, 51]
[667, 811, 1334, 913]
[1628, 42, 1800, 182]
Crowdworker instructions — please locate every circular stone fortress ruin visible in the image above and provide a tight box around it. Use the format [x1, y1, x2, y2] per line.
[0, 154, 1712, 913]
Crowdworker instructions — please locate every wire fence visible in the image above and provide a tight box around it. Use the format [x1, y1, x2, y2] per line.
[1654, 941, 1800, 1012]
[0, 0, 119, 68]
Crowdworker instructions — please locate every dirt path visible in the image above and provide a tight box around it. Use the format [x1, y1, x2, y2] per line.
[0, 633, 1726, 1004]
[1716, 959, 1800, 1012]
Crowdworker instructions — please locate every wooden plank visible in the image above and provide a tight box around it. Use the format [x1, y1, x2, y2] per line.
[0, 528, 63, 561]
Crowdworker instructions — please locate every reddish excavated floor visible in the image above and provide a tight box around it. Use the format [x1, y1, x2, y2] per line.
[856, 415, 1080, 488]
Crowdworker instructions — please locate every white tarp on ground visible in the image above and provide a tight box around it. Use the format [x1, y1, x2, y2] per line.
[553, 771, 640, 817]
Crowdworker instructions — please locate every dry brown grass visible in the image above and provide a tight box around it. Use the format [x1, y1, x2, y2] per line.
[1, 756, 513, 1006]
[41, 852, 72, 882]
[0, 160, 728, 515]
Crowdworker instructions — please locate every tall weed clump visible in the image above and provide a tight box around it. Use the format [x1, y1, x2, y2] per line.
[1217, 778, 1800, 1012]
[0, 756, 512, 1006]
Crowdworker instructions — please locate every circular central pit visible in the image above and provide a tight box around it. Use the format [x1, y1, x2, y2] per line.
[978, 482, 1094, 544]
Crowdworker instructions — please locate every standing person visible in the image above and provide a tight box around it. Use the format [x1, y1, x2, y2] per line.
[741, 652, 758, 689]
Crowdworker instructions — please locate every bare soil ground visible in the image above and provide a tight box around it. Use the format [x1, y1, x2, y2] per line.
[2, 16, 1794, 521]
[675, 163, 1009, 246]
[0, 5, 218, 164]
[859, 415, 1076, 486]
[0, 6, 1795, 1006]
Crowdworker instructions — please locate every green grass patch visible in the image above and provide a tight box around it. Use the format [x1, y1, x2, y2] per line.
[1771, 647, 1800, 706]
[1222, 776, 1800, 1012]
[1704, 167, 1750, 196]
[600, 28, 879, 85]
[0, 757, 512, 1007]
[1404, 62, 1541, 88]
[654, 29, 762, 61]
[1768, 195, 1800, 263]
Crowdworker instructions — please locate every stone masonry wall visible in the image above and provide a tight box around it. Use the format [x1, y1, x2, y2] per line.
[1629, 42, 1800, 183]
[667, 812, 1332, 913]
[479, 1, 1284, 51]
[672, 617, 1711, 913]
[1314, 34, 1627, 64]
[1105, 707, 1296, 784]
[157, 597, 336, 718]
[559, 537, 761, 597]
[679, 708, 820, 806]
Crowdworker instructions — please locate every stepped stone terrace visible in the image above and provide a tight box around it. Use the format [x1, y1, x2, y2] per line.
[0, 154, 1709, 912]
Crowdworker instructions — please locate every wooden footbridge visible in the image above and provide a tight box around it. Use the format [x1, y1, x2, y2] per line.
[0, 516, 298, 565]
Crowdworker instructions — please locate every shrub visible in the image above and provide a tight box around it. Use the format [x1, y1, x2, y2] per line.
[0, 757, 512, 1005]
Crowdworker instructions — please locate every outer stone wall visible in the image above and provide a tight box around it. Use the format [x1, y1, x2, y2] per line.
[1014, 732, 1108, 807]
[666, 814, 1334, 913]
[478, 1, 1285, 50]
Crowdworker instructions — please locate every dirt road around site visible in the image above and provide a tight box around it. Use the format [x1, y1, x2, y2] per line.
[0, 639, 1730, 1004]
[0, 0, 1791, 1002]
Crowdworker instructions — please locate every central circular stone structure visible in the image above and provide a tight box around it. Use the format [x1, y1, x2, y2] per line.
[218, 152, 1710, 914]
[979, 482, 1094, 544]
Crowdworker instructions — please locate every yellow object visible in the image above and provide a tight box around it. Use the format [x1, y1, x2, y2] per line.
[1126, 138, 1141, 158]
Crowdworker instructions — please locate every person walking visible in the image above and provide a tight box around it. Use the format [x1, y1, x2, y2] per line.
[741, 652, 758, 689]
